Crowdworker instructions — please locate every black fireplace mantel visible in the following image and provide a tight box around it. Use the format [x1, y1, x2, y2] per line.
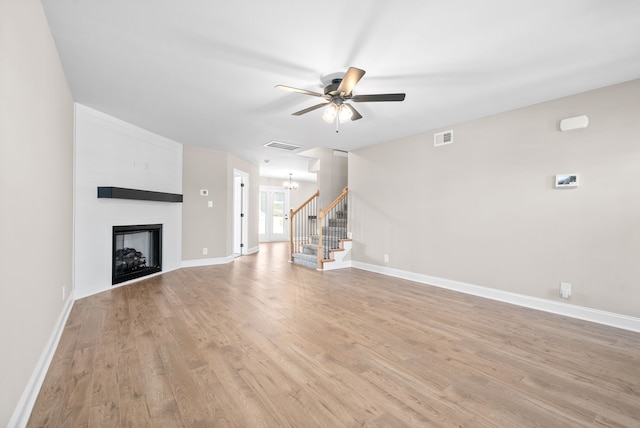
[98, 187, 183, 203]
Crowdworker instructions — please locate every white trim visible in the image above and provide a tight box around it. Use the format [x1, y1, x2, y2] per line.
[322, 241, 353, 271]
[351, 261, 640, 333]
[233, 169, 249, 256]
[9, 295, 74, 428]
[73, 266, 181, 300]
[245, 246, 259, 255]
[181, 255, 235, 268]
[322, 259, 353, 271]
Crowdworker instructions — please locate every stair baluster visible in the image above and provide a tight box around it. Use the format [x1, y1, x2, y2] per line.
[289, 190, 319, 263]
[317, 186, 348, 269]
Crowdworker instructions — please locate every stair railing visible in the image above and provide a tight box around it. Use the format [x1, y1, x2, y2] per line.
[289, 190, 319, 262]
[317, 186, 348, 269]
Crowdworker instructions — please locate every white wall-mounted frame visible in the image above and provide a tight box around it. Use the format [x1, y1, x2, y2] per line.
[555, 174, 579, 188]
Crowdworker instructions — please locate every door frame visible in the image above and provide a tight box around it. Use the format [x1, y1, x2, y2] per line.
[259, 185, 290, 242]
[233, 169, 249, 256]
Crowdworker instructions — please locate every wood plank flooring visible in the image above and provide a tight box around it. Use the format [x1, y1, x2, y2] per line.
[28, 242, 640, 427]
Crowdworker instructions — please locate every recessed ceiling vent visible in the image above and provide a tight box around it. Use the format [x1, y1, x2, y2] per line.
[264, 140, 301, 151]
[434, 130, 453, 147]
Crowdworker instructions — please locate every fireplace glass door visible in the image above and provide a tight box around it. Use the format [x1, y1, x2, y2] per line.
[112, 224, 162, 284]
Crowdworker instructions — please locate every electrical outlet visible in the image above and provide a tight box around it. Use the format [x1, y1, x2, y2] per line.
[208, 200, 213, 208]
[384, 254, 389, 262]
[560, 282, 572, 299]
[202, 248, 208, 255]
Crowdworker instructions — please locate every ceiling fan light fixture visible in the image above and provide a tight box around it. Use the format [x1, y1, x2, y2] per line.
[338, 103, 353, 123]
[322, 102, 338, 123]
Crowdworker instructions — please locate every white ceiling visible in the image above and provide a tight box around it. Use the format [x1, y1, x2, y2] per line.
[41, 0, 640, 182]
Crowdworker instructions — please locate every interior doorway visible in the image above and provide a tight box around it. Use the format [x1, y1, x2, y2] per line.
[259, 186, 290, 242]
[233, 169, 249, 256]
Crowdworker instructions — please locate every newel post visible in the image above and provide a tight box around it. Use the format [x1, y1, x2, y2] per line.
[317, 208, 325, 270]
[289, 207, 294, 262]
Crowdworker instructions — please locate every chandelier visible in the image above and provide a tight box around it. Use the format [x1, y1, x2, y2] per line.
[283, 173, 299, 190]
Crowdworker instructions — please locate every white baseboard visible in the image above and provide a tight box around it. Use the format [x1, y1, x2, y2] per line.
[245, 246, 259, 255]
[322, 260, 353, 271]
[352, 261, 640, 333]
[181, 255, 234, 268]
[73, 266, 182, 300]
[8, 295, 75, 428]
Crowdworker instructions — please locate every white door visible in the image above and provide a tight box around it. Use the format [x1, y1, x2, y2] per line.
[259, 186, 289, 242]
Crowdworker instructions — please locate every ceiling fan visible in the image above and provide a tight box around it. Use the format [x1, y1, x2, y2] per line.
[276, 67, 405, 131]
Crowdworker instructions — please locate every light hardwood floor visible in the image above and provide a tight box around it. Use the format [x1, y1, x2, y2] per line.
[28, 243, 640, 427]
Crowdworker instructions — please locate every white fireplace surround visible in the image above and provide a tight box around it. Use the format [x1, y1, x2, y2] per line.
[74, 104, 183, 298]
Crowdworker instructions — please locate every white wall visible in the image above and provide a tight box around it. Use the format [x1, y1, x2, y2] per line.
[350, 79, 640, 319]
[0, 0, 74, 425]
[74, 105, 182, 298]
[259, 177, 318, 210]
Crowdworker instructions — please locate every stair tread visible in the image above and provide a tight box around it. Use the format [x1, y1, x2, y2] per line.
[292, 195, 348, 269]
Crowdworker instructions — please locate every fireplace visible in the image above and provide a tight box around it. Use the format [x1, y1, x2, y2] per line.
[112, 224, 162, 285]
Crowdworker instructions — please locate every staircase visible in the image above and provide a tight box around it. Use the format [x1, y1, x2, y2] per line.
[290, 187, 351, 270]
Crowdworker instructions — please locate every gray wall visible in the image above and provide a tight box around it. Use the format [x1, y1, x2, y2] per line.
[183, 146, 229, 260]
[0, 0, 74, 424]
[349, 79, 640, 318]
[302, 147, 348, 207]
[182, 146, 259, 260]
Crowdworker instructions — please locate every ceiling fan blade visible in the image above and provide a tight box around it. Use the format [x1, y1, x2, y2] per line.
[336, 67, 366, 95]
[351, 93, 406, 102]
[291, 102, 329, 116]
[345, 103, 362, 121]
[275, 85, 326, 98]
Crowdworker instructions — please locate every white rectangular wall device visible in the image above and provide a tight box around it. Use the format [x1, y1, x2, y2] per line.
[560, 115, 589, 132]
[434, 130, 453, 146]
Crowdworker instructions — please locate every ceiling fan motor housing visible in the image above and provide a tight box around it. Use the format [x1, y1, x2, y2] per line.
[324, 79, 343, 96]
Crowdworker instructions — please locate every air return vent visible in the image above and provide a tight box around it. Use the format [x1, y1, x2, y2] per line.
[434, 130, 453, 147]
[264, 140, 301, 151]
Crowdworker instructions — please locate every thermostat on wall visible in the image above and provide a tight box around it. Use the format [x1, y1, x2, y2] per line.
[200, 189, 209, 196]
